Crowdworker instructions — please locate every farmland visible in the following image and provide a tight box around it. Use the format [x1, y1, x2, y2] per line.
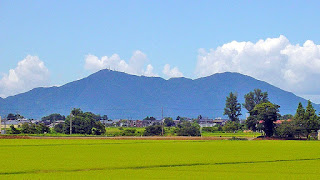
[1, 139, 320, 179]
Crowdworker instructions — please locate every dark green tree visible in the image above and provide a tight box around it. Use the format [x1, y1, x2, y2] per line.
[293, 102, 306, 137]
[304, 100, 319, 138]
[176, 121, 200, 136]
[144, 125, 163, 136]
[294, 102, 305, 120]
[92, 121, 106, 135]
[41, 113, 65, 123]
[275, 120, 296, 138]
[224, 92, 242, 123]
[245, 116, 258, 131]
[281, 114, 293, 120]
[36, 123, 51, 134]
[243, 89, 269, 131]
[7, 113, 16, 120]
[223, 121, 239, 132]
[164, 117, 175, 127]
[21, 123, 38, 134]
[144, 116, 156, 120]
[243, 89, 269, 113]
[64, 108, 106, 135]
[9, 125, 20, 134]
[252, 102, 279, 137]
[7, 113, 23, 120]
[54, 123, 65, 133]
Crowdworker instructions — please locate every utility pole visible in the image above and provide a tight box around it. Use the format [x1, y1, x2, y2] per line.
[70, 110, 73, 135]
[4, 116, 6, 134]
[161, 107, 164, 136]
[161, 107, 163, 120]
[0, 116, 2, 134]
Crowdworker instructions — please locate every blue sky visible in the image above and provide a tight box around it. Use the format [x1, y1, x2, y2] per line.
[1, 0, 320, 102]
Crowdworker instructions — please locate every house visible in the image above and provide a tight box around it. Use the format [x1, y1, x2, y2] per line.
[49, 120, 65, 128]
[199, 118, 214, 127]
[212, 118, 228, 126]
[0, 119, 29, 129]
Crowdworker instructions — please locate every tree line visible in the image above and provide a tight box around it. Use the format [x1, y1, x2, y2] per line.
[224, 89, 320, 138]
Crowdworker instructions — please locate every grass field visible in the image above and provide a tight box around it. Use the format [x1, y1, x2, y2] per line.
[1, 139, 320, 179]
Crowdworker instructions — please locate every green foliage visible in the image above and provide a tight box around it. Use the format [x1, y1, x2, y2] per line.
[304, 100, 319, 135]
[41, 113, 65, 123]
[122, 129, 137, 136]
[243, 89, 269, 113]
[202, 126, 223, 133]
[224, 92, 241, 123]
[243, 89, 269, 131]
[7, 113, 24, 120]
[64, 108, 106, 135]
[9, 125, 20, 134]
[293, 101, 320, 138]
[294, 102, 305, 120]
[143, 116, 156, 120]
[21, 123, 38, 134]
[280, 114, 293, 120]
[176, 121, 200, 136]
[223, 121, 239, 132]
[53, 123, 65, 133]
[144, 125, 163, 136]
[275, 121, 296, 138]
[164, 117, 175, 127]
[92, 121, 106, 135]
[36, 123, 51, 134]
[252, 102, 279, 137]
[245, 116, 258, 131]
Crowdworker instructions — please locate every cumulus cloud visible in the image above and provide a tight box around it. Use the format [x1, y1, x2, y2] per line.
[195, 35, 320, 101]
[162, 64, 184, 78]
[0, 55, 50, 98]
[85, 50, 158, 77]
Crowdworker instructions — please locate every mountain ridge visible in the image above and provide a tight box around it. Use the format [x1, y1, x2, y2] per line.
[0, 69, 315, 119]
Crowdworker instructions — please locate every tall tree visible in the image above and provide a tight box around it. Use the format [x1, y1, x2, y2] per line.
[224, 92, 242, 123]
[253, 89, 269, 105]
[243, 89, 269, 131]
[252, 102, 279, 137]
[304, 100, 319, 138]
[243, 89, 269, 113]
[293, 102, 306, 136]
[294, 102, 305, 120]
[64, 108, 106, 135]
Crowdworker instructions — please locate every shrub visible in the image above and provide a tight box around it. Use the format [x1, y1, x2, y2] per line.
[9, 125, 21, 134]
[92, 121, 106, 135]
[275, 121, 296, 138]
[176, 121, 200, 136]
[223, 121, 239, 132]
[122, 129, 137, 136]
[144, 125, 163, 136]
[54, 123, 65, 133]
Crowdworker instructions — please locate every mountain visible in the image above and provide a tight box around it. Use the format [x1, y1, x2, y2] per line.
[0, 70, 315, 119]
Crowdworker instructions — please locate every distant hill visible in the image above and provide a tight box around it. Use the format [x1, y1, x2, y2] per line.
[0, 70, 316, 119]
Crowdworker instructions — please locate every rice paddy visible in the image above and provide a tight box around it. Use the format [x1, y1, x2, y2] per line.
[0, 139, 320, 179]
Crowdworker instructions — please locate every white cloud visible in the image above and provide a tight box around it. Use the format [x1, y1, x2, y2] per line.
[0, 55, 50, 98]
[84, 50, 158, 77]
[162, 64, 184, 78]
[195, 35, 320, 102]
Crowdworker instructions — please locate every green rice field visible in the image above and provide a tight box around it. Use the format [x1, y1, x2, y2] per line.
[1, 139, 320, 179]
